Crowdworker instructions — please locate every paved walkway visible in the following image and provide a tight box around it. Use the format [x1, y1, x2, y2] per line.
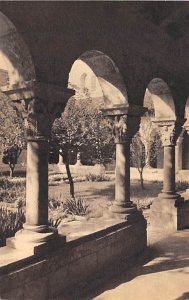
[89, 229, 189, 300]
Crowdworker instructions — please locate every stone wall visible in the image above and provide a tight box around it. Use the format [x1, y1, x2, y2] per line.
[0, 219, 147, 299]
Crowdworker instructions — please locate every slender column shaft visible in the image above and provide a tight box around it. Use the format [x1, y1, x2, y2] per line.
[163, 145, 175, 193]
[176, 133, 184, 171]
[115, 142, 131, 205]
[25, 138, 49, 228]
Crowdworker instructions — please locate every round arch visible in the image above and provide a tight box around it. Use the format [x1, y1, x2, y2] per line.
[0, 11, 35, 101]
[144, 78, 176, 119]
[68, 50, 128, 108]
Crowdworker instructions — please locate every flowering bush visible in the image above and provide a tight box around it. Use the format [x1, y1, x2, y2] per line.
[85, 173, 110, 182]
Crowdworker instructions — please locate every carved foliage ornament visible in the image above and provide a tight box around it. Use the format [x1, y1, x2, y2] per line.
[159, 123, 182, 147]
[21, 98, 64, 139]
[113, 115, 140, 144]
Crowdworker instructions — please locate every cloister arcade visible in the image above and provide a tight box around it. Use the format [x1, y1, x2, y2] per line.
[0, 2, 189, 297]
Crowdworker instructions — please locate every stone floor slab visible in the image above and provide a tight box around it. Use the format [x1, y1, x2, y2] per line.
[89, 229, 189, 300]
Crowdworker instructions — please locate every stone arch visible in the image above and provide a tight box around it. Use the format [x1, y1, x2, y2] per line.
[144, 78, 176, 119]
[0, 11, 35, 101]
[68, 50, 128, 108]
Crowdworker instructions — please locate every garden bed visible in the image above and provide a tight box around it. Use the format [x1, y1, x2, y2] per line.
[0, 171, 189, 247]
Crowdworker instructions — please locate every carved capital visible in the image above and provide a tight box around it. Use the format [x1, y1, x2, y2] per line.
[25, 99, 54, 139]
[101, 105, 146, 145]
[152, 118, 186, 147]
[153, 120, 185, 147]
[13, 82, 74, 140]
[159, 124, 177, 146]
[113, 115, 140, 144]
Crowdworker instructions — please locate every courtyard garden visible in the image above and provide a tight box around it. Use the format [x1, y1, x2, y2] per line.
[1, 168, 189, 247]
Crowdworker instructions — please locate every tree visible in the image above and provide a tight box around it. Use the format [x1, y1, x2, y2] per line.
[0, 92, 26, 177]
[2, 145, 23, 178]
[131, 133, 146, 189]
[131, 114, 161, 189]
[139, 115, 156, 168]
[52, 89, 114, 197]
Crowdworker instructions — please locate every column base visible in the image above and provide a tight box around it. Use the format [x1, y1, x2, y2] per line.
[110, 201, 137, 214]
[109, 202, 145, 222]
[150, 195, 189, 232]
[6, 226, 66, 255]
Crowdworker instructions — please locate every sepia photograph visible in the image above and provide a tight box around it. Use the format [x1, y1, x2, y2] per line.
[0, 1, 189, 299]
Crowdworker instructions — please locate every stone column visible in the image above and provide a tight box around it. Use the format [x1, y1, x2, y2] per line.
[7, 84, 74, 254]
[157, 121, 183, 203]
[111, 115, 136, 214]
[183, 125, 189, 170]
[101, 106, 147, 219]
[76, 152, 82, 166]
[24, 137, 50, 232]
[175, 128, 185, 172]
[58, 149, 64, 165]
[149, 119, 189, 231]
[7, 100, 58, 253]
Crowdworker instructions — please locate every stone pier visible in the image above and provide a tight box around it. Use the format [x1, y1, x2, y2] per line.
[150, 119, 189, 231]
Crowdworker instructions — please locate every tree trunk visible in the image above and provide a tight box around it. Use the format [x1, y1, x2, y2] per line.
[9, 164, 15, 178]
[65, 163, 75, 198]
[139, 170, 144, 189]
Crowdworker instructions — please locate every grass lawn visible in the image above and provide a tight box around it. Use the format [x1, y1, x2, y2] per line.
[1, 168, 188, 223]
[48, 178, 163, 221]
[1, 169, 189, 246]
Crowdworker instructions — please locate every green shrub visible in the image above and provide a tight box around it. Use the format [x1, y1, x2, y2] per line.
[15, 198, 26, 209]
[0, 205, 63, 247]
[63, 197, 88, 216]
[0, 177, 14, 189]
[49, 197, 63, 209]
[0, 177, 25, 190]
[48, 218, 62, 228]
[0, 207, 25, 246]
[176, 180, 189, 191]
[85, 173, 110, 182]
[0, 177, 26, 204]
[0, 187, 25, 204]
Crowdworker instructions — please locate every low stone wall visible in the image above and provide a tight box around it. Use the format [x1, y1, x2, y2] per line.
[57, 163, 106, 176]
[0, 218, 147, 299]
